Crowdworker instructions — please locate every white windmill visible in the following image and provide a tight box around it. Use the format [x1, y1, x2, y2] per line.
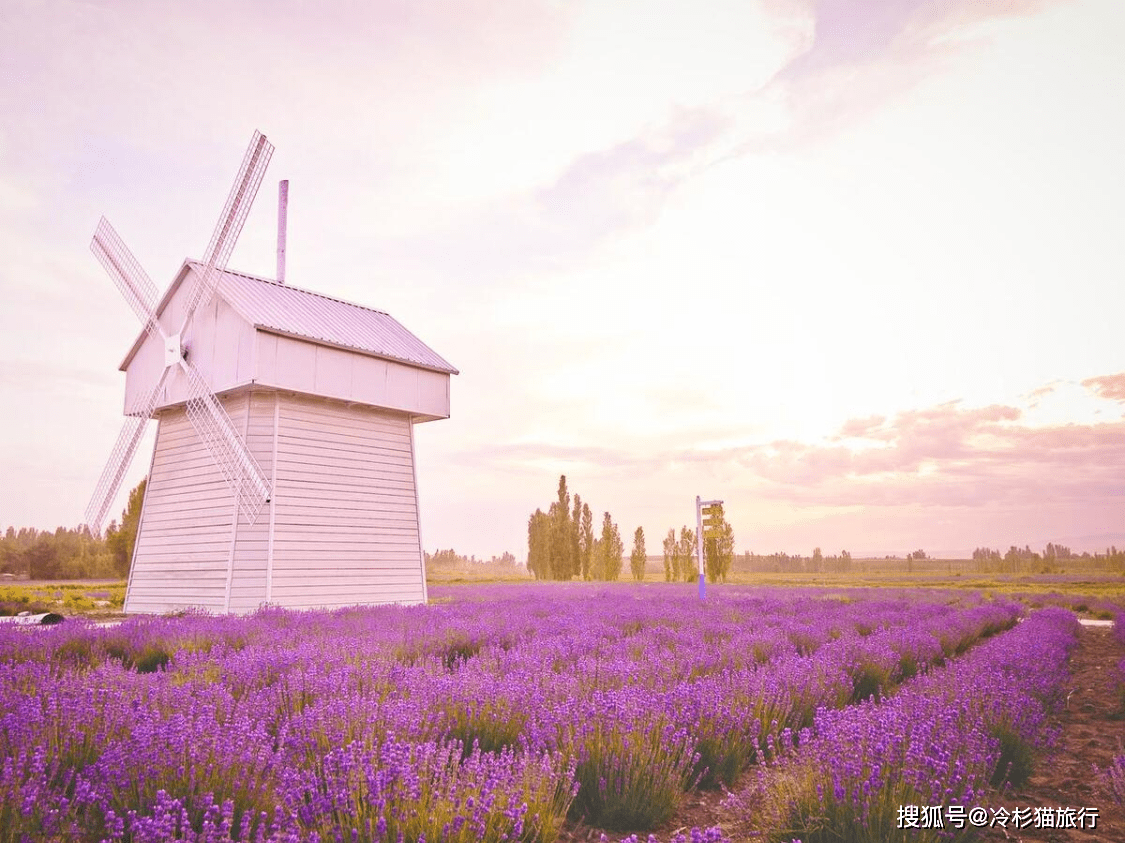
[87, 131, 457, 614]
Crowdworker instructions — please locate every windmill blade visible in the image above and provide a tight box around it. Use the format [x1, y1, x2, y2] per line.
[85, 363, 175, 531]
[85, 415, 149, 532]
[179, 130, 274, 332]
[179, 361, 271, 523]
[91, 217, 163, 340]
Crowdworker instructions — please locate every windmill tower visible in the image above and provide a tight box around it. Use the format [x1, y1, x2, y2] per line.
[86, 131, 457, 614]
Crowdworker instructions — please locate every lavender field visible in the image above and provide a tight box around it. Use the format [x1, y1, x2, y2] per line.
[0, 583, 1083, 842]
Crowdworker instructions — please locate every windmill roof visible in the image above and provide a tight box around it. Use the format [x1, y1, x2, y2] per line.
[123, 262, 458, 375]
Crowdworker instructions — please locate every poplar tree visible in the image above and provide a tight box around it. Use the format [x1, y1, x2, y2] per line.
[526, 509, 552, 579]
[572, 493, 583, 579]
[677, 526, 696, 583]
[550, 475, 575, 579]
[598, 512, 624, 581]
[662, 529, 676, 582]
[581, 503, 594, 580]
[704, 516, 735, 583]
[630, 526, 647, 582]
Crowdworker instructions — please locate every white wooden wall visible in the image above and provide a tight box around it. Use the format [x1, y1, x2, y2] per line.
[124, 401, 243, 613]
[126, 388, 427, 614]
[255, 332, 450, 421]
[267, 392, 426, 609]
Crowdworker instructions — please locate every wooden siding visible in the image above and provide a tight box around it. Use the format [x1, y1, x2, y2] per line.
[125, 388, 426, 614]
[225, 391, 274, 613]
[255, 332, 450, 421]
[268, 393, 426, 609]
[124, 402, 241, 614]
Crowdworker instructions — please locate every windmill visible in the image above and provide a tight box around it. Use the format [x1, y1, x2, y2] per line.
[87, 131, 457, 613]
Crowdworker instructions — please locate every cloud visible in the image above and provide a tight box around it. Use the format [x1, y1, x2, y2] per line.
[373, 106, 728, 292]
[720, 0, 1065, 157]
[667, 396, 1123, 511]
[777, 0, 1055, 82]
[837, 414, 888, 439]
[1025, 381, 1059, 401]
[1082, 372, 1125, 401]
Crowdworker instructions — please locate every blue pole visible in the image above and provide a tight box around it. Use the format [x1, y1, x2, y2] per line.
[698, 571, 705, 600]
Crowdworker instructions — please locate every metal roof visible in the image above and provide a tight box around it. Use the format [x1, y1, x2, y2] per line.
[123, 262, 458, 375]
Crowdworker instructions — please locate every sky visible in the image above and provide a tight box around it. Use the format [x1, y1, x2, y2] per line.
[1, 0, 1123, 560]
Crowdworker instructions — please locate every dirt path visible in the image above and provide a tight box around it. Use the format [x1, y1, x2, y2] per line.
[562, 624, 1125, 842]
[981, 624, 1124, 843]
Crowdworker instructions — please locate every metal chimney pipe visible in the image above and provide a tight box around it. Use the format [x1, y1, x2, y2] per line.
[277, 179, 289, 284]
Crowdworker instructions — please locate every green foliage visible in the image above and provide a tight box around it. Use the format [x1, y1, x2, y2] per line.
[0, 478, 146, 580]
[662, 529, 675, 582]
[572, 494, 584, 579]
[989, 723, 1036, 787]
[594, 513, 630, 580]
[51, 633, 172, 674]
[105, 478, 146, 577]
[630, 527, 646, 582]
[567, 715, 695, 831]
[425, 549, 522, 584]
[527, 509, 552, 580]
[0, 583, 125, 617]
[595, 512, 624, 581]
[580, 503, 594, 580]
[527, 476, 584, 580]
[849, 659, 893, 704]
[746, 766, 960, 843]
[310, 740, 575, 843]
[676, 526, 696, 583]
[550, 475, 578, 579]
[705, 518, 735, 583]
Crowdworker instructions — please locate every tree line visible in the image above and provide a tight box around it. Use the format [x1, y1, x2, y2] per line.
[526, 476, 736, 584]
[526, 476, 640, 581]
[731, 547, 853, 575]
[660, 516, 735, 583]
[972, 543, 1125, 573]
[425, 549, 518, 569]
[0, 480, 146, 580]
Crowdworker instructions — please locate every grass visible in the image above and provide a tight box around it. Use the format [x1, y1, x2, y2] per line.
[8, 567, 1122, 622]
[0, 581, 126, 616]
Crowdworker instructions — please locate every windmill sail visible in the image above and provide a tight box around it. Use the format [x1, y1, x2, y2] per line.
[180, 131, 274, 333]
[87, 131, 275, 530]
[85, 414, 149, 531]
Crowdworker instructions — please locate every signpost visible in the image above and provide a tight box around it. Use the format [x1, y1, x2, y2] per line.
[695, 496, 723, 600]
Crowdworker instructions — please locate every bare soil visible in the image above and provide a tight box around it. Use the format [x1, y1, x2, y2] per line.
[979, 624, 1124, 843]
[560, 625, 1125, 842]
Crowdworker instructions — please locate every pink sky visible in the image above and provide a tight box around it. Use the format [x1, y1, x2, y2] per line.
[1, 0, 1122, 559]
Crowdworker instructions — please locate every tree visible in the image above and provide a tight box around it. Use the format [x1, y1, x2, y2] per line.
[810, 546, 823, 574]
[105, 478, 147, 577]
[704, 518, 734, 583]
[662, 529, 676, 582]
[630, 527, 646, 582]
[572, 494, 583, 579]
[25, 534, 60, 580]
[580, 503, 594, 580]
[596, 512, 624, 581]
[549, 475, 575, 579]
[677, 526, 696, 583]
[527, 509, 551, 579]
